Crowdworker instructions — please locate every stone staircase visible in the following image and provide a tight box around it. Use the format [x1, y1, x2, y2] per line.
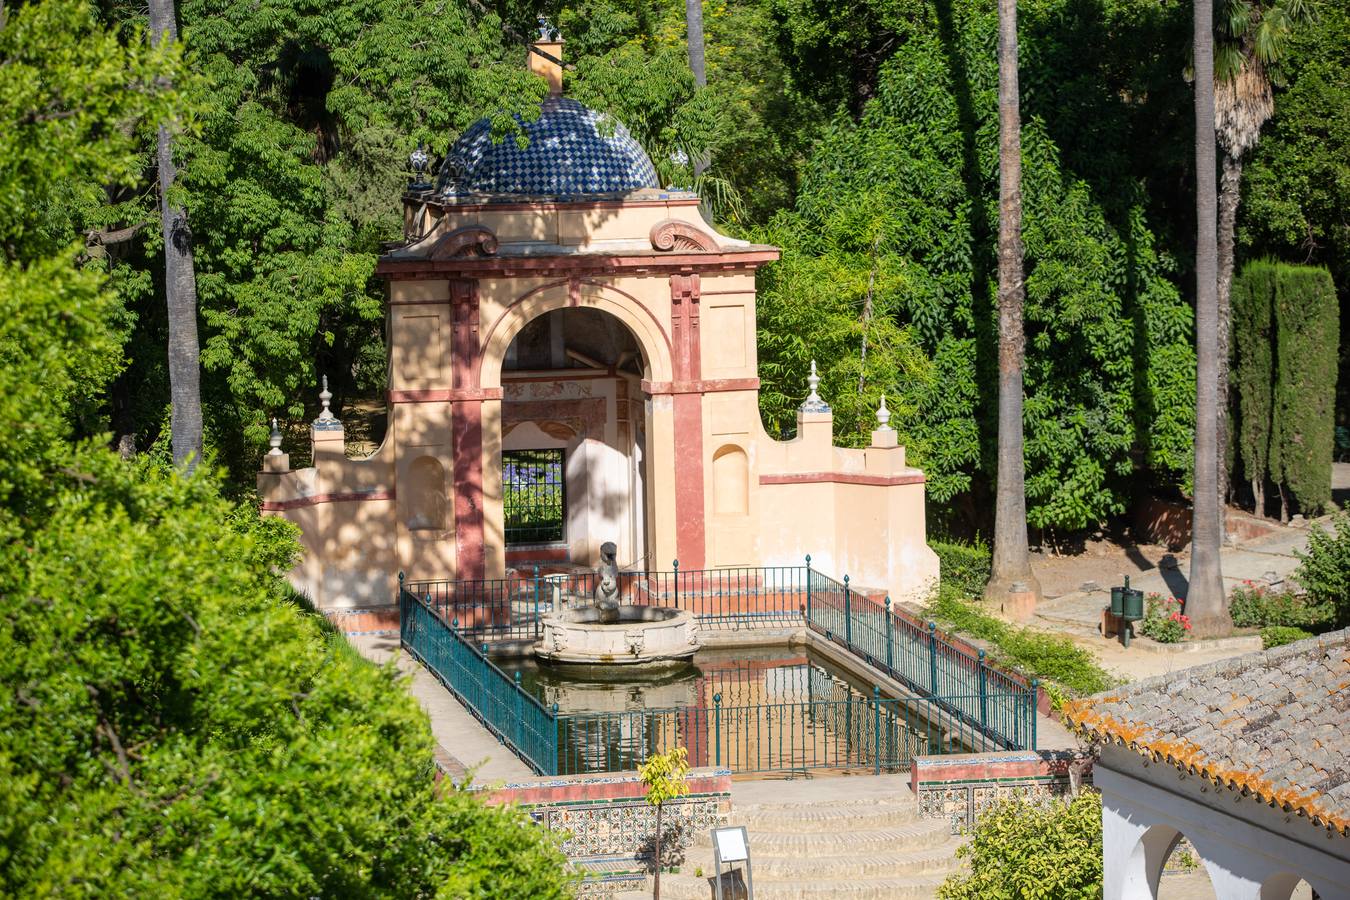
[620, 786, 966, 899]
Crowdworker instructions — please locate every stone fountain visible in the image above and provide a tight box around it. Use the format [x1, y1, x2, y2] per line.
[535, 542, 699, 666]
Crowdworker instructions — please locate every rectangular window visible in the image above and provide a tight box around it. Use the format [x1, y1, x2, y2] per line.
[503, 449, 565, 544]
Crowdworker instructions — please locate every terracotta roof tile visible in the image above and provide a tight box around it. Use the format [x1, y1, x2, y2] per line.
[1063, 627, 1350, 835]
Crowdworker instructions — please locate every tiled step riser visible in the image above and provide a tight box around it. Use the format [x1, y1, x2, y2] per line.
[733, 807, 921, 833]
[693, 822, 952, 855]
[656, 875, 948, 900]
[678, 852, 961, 881]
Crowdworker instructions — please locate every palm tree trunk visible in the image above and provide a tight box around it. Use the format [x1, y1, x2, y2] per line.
[986, 0, 1041, 603]
[685, 0, 708, 180]
[1216, 151, 1242, 515]
[150, 0, 203, 471]
[1187, 0, 1231, 637]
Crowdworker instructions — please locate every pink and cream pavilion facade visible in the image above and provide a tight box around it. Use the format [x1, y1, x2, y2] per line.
[259, 41, 939, 610]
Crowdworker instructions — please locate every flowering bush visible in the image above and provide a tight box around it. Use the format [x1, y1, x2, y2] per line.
[1140, 593, 1191, 643]
[1229, 581, 1331, 628]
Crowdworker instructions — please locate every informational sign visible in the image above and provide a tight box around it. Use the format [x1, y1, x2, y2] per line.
[714, 827, 748, 862]
[711, 825, 753, 900]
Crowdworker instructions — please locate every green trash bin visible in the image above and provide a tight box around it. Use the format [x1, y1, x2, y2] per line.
[1121, 587, 1144, 621]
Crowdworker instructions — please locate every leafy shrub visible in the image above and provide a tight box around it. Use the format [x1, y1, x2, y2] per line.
[1139, 593, 1191, 643]
[1261, 626, 1314, 649]
[929, 588, 1113, 698]
[0, 457, 575, 897]
[1295, 511, 1350, 626]
[1228, 581, 1333, 628]
[932, 539, 992, 598]
[938, 791, 1102, 900]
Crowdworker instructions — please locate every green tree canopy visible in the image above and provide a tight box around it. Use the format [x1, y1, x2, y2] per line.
[0, 5, 572, 895]
[755, 0, 1195, 531]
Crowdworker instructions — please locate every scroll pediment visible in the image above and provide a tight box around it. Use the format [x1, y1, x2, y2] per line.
[650, 219, 721, 252]
[427, 224, 499, 259]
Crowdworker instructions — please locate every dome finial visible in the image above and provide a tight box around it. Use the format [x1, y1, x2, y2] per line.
[268, 417, 284, 455]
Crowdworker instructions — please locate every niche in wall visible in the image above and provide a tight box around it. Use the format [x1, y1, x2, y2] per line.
[712, 444, 749, 516]
[407, 456, 447, 531]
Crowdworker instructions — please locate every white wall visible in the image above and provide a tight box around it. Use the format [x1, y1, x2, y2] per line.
[1097, 744, 1350, 900]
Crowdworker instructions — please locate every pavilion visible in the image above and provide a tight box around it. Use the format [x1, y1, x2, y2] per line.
[258, 37, 938, 611]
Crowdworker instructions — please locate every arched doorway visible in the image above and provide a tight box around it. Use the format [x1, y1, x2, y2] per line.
[496, 304, 653, 570]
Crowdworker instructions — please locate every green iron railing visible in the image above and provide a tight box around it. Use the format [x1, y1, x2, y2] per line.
[404, 563, 807, 642]
[803, 561, 1038, 750]
[553, 687, 1019, 777]
[399, 556, 1040, 775]
[400, 582, 558, 774]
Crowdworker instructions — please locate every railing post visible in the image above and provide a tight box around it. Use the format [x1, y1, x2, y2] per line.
[713, 692, 722, 768]
[1029, 679, 1039, 751]
[928, 621, 938, 694]
[551, 703, 560, 777]
[533, 565, 542, 640]
[672, 559, 679, 610]
[884, 596, 894, 673]
[398, 571, 407, 642]
[978, 649, 989, 736]
[514, 671, 524, 751]
[804, 554, 813, 626]
[843, 575, 852, 648]
[873, 685, 882, 776]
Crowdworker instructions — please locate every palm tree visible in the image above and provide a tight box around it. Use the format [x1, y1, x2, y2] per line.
[149, 0, 203, 471]
[985, 0, 1042, 604]
[1213, 0, 1311, 510]
[685, 0, 709, 179]
[1188, 0, 1232, 636]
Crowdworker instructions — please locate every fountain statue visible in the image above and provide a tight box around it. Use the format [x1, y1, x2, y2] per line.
[592, 541, 621, 623]
[534, 540, 699, 667]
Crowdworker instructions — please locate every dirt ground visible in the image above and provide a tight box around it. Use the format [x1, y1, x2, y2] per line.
[1029, 540, 1184, 600]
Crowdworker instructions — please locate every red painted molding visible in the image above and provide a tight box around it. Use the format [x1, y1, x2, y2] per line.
[504, 369, 618, 383]
[426, 197, 703, 214]
[388, 388, 503, 403]
[261, 488, 394, 511]
[759, 472, 926, 487]
[375, 248, 780, 278]
[641, 377, 759, 395]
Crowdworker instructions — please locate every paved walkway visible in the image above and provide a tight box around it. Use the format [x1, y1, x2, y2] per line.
[348, 633, 532, 786]
[1027, 521, 1322, 683]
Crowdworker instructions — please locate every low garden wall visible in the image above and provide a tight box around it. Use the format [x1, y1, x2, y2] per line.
[484, 767, 732, 897]
[323, 604, 399, 635]
[912, 749, 1093, 833]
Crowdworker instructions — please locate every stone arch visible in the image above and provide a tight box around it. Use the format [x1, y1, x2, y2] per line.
[406, 456, 446, 531]
[478, 281, 674, 390]
[1259, 873, 1315, 900]
[1122, 824, 1227, 900]
[712, 444, 749, 516]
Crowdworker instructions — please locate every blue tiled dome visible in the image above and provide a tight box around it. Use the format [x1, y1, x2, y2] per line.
[439, 98, 660, 196]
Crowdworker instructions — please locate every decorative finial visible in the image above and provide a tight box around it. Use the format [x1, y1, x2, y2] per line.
[536, 15, 560, 40]
[876, 394, 892, 431]
[268, 417, 283, 455]
[408, 141, 431, 190]
[318, 376, 334, 421]
[799, 359, 831, 414]
[313, 375, 341, 430]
